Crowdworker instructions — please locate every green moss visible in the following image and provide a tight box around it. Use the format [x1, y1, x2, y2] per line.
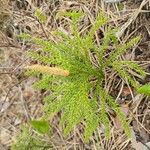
[12, 10, 149, 148]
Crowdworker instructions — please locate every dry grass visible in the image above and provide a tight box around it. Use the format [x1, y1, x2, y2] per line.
[0, 0, 150, 149]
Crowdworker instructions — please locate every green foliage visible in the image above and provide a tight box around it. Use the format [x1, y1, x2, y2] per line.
[34, 9, 47, 23]
[30, 120, 50, 134]
[15, 10, 149, 144]
[11, 127, 52, 150]
[138, 84, 150, 96]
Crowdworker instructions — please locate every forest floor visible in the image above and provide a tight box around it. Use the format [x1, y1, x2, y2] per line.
[0, 0, 150, 150]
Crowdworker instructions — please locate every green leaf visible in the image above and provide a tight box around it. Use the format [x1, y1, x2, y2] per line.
[137, 84, 150, 96]
[30, 120, 50, 134]
[17, 33, 31, 39]
[34, 9, 47, 23]
[88, 11, 108, 37]
[57, 11, 83, 22]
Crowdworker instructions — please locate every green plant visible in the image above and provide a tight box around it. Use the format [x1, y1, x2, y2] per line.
[30, 120, 50, 134]
[34, 8, 47, 23]
[11, 126, 52, 150]
[15, 11, 149, 144]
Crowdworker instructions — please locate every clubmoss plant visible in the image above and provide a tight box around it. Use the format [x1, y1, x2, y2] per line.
[13, 10, 150, 148]
[11, 126, 52, 150]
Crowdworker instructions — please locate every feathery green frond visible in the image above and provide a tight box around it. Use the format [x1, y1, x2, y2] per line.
[106, 36, 140, 65]
[119, 61, 146, 78]
[88, 12, 108, 37]
[112, 61, 140, 88]
[138, 84, 150, 96]
[13, 10, 149, 146]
